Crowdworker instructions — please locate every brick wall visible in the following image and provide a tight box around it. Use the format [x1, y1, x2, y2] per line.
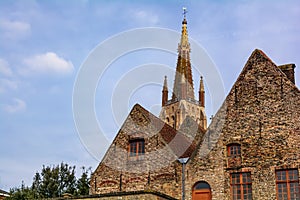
[186, 49, 300, 200]
[91, 105, 186, 199]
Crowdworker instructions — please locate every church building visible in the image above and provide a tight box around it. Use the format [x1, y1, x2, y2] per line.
[90, 11, 300, 200]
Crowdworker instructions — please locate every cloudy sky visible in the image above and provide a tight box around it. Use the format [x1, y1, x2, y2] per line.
[0, 0, 299, 191]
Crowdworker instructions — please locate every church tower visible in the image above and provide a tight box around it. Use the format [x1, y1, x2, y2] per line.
[160, 9, 207, 130]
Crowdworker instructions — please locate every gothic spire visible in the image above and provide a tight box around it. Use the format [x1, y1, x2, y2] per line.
[172, 8, 195, 101]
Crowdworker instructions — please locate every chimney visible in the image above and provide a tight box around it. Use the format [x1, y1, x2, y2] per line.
[278, 64, 296, 84]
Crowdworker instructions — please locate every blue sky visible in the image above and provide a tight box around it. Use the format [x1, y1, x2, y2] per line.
[0, 0, 299, 191]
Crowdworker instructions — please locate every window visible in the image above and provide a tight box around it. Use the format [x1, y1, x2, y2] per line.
[166, 117, 169, 123]
[129, 139, 145, 158]
[231, 172, 252, 200]
[193, 181, 211, 190]
[276, 169, 300, 200]
[227, 144, 242, 168]
[227, 144, 241, 158]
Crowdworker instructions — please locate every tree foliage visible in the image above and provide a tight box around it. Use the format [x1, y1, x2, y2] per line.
[7, 162, 91, 200]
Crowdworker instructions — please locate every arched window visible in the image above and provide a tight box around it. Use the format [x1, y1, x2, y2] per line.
[193, 181, 211, 190]
[192, 181, 212, 200]
[171, 115, 175, 128]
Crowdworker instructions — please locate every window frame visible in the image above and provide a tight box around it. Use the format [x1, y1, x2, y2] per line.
[276, 169, 300, 200]
[128, 139, 145, 158]
[227, 143, 241, 158]
[230, 172, 252, 200]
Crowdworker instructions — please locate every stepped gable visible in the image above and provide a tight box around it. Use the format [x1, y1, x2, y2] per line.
[131, 104, 200, 158]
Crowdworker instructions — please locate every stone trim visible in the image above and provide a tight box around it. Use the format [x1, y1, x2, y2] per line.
[40, 190, 178, 200]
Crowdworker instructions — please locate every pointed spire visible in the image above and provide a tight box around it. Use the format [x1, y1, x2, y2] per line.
[199, 76, 205, 107]
[172, 8, 194, 101]
[162, 76, 168, 106]
[179, 7, 189, 52]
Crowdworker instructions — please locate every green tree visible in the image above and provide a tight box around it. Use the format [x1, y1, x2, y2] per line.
[77, 166, 91, 195]
[7, 181, 34, 200]
[8, 162, 91, 199]
[38, 163, 77, 198]
[31, 172, 41, 199]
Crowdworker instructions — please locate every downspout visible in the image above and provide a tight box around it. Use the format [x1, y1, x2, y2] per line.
[178, 157, 189, 200]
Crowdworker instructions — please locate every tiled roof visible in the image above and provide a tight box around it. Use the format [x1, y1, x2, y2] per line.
[0, 189, 9, 196]
[132, 104, 205, 159]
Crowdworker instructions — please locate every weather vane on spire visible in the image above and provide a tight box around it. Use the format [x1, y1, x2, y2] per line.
[183, 7, 188, 18]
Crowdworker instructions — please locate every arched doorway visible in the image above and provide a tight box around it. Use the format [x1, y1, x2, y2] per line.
[192, 181, 212, 200]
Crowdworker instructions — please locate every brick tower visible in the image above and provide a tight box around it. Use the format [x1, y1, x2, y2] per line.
[160, 9, 207, 130]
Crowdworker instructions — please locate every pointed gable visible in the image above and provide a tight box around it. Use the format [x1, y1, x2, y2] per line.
[190, 48, 300, 169]
[187, 49, 300, 200]
[95, 103, 202, 175]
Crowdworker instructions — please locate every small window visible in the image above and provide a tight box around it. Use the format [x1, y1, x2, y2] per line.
[276, 169, 300, 200]
[129, 139, 145, 157]
[227, 144, 241, 158]
[231, 172, 252, 200]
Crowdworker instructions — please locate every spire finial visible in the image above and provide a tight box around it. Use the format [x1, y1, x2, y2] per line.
[183, 7, 187, 19]
[182, 7, 188, 24]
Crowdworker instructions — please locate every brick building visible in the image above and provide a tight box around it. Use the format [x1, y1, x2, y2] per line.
[0, 189, 9, 200]
[90, 13, 300, 200]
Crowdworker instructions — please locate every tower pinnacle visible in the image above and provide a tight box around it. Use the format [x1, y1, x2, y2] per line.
[162, 76, 168, 107]
[199, 76, 205, 107]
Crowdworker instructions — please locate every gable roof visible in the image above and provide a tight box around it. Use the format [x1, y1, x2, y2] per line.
[96, 104, 204, 171]
[0, 189, 9, 197]
[237, 49, 299, 91]
[95, 103, 205, 174]
[129, 104, 204, 159]
[189, 49, 299, 161]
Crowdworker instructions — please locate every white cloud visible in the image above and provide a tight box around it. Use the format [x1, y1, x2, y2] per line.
[0, 19, 31, 40]
[21, 52, 74, 75]
[131, 10, 159, 25]
[3, 98, 26, 113]
[0, 58, 13, 77]
[0, 79, 18, 93]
